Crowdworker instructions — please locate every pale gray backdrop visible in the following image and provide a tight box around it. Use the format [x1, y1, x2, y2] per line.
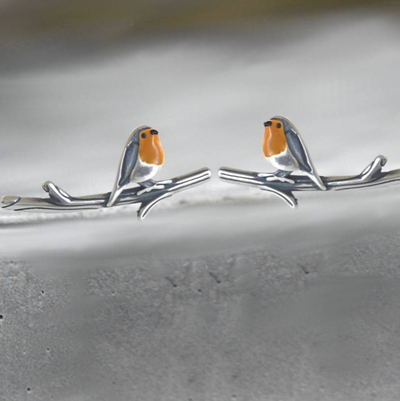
[1, 2, 400, 400]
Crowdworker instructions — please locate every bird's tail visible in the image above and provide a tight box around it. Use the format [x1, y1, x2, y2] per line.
[307, 171, 327, 191]
[107, 186, 123, 207]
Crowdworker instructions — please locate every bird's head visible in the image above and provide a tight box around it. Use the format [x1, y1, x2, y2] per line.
[263, 118, 284, 135]
[262, 116, 299, 157]
[267, 116, 298, 132]
[133, 126, 164, 165]
[262, 116, 286, 158]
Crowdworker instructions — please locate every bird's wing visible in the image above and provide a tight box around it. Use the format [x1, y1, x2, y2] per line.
[285, 129, 326, 190]
[107, 139, 139, 206]
[117, 140, 140, 187]
[285, 129, 314, 173]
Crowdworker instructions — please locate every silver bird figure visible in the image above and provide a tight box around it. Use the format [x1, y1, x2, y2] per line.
[107, 125, 165, 207]
[261, 115, 326, 190]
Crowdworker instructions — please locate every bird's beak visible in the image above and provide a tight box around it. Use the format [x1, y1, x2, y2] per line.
[151, 130, 161, 146]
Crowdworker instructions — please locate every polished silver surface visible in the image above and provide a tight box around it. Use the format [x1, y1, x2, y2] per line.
[219, 156, 400, 208]
[1, 168, 211, 219]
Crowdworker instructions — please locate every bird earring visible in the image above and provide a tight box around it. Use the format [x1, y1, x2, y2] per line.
[1, 126, 211, 219]
[219, 115, 400, 208]
[107, 125, 166, 207]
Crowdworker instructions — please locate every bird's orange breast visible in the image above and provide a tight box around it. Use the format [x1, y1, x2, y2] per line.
[139, 132, 164, 165]
[262, 125, 287, 158]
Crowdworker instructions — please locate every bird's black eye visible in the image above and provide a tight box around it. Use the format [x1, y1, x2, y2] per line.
[276, 123, 282, 128]
[264, 121, 272, 127]
[141, 133, 147, 139]
[150, 130, 158, 135]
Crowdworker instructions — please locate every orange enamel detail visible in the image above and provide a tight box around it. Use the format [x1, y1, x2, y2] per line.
[262, 121, 287, 158]
[139, 129, 164, 165]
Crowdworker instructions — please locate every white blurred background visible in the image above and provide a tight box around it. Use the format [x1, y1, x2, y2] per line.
[1, 1, 400, 255]
[1, 2, 400, 198]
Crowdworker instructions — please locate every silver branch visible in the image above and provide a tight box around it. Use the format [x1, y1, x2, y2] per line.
[2, 168, 211, 219]
[219, 156, 400, 208]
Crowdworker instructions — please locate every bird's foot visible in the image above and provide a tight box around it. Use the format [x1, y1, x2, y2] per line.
[137, 183, 165, 196]
[258, 173, 295, 185]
